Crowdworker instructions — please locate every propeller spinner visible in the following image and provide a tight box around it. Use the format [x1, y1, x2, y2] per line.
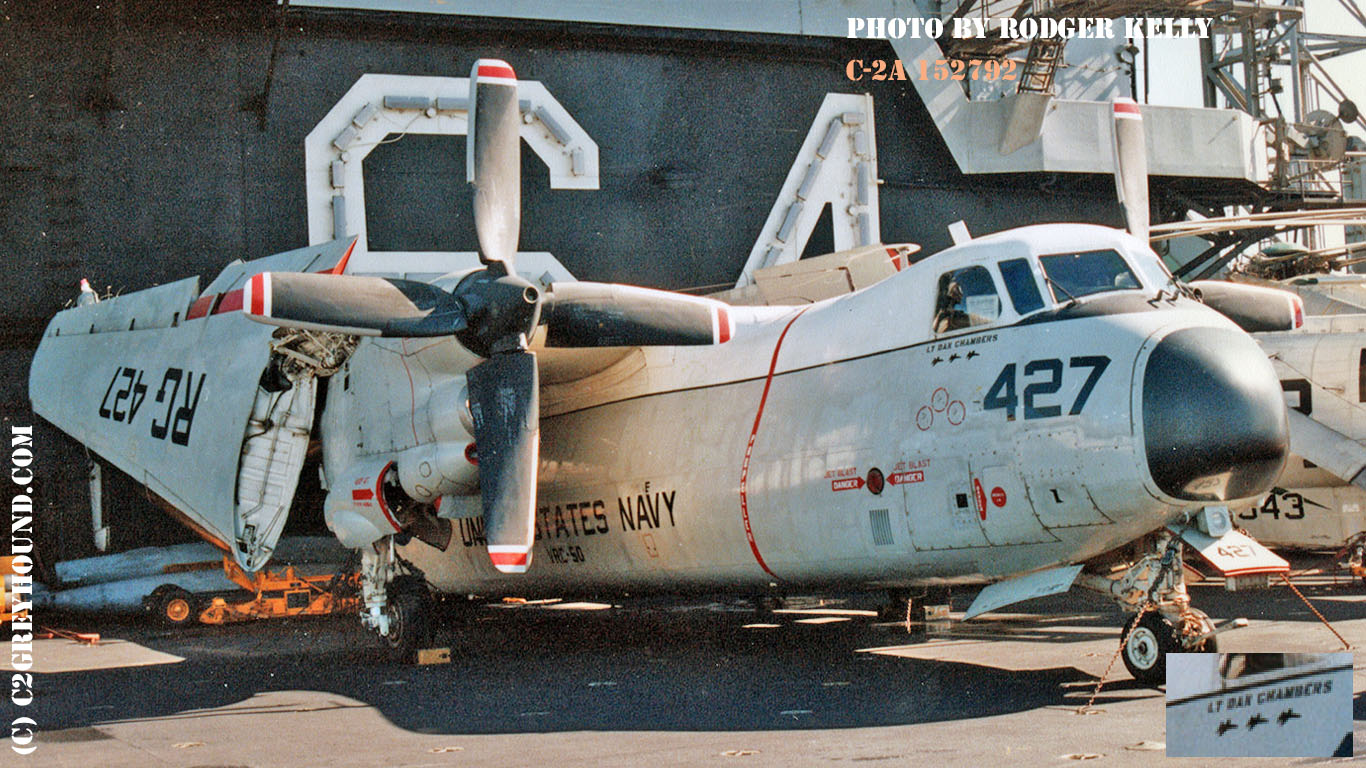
[243, 59, 733, 574]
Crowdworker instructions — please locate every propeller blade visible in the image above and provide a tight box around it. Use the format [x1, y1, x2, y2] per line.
[466, 350, 539, 574]
[542, 282, 733, 348]
[467, 58, 522, 271]
[1112, 98, 1149, 240]
[242, 271, 466, 337]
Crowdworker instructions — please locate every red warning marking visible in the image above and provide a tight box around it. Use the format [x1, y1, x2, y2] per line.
[973, 478, 987, 521]
[888, 470, 924, 485]
[832, 477, 866, 492]
[991, 486, 1007, 507]
[717, 307, 732, 344]
[464, 442, 479, 465]
[351, 488, 374, 503]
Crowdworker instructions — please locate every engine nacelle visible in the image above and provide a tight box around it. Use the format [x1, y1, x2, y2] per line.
[324, 457, 405, 548]
[1190, 280, 1304, 333]
[394, 440, 479, 503]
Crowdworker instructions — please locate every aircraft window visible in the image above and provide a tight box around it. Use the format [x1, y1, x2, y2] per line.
[933, 266, 1001, 333]
[999, 258, 1044, 315]
[1038, 249, 1142, 302]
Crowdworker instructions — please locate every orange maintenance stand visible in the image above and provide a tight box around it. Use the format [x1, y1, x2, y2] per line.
[146, 556, 358, 626]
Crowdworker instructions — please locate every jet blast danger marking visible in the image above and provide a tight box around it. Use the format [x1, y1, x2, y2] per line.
[832, 477, 866, 491]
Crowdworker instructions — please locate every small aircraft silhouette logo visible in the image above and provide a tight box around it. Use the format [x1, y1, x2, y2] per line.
[1217, 720, 1238, 736]
[1246, 713, 1268, 731]
[1277, 709, 1301, 726]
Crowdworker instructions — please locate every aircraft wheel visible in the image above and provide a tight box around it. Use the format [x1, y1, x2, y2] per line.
[380, 577, 430, 663]
[149, 586, 199, 627]
[1120, 612, 1177, 685]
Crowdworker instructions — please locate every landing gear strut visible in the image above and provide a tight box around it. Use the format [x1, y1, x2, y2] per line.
[1077, 529, 1221, 686]
[359, 536, 431, 662]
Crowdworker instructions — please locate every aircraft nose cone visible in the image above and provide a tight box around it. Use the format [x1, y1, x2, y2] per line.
[1141, 327, 1288, 501]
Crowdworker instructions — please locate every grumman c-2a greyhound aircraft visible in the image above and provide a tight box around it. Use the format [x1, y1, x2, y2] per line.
[30, 60, 1293, 682]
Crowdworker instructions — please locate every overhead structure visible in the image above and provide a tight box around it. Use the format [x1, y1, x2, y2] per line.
[736, 94, 879, 288]
[304, 72, 599, 276]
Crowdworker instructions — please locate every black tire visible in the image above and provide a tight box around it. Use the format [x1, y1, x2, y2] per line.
[1121, 612, 1178, 685]
[149, 585, 199, 627]
[379, 578, 430, 663]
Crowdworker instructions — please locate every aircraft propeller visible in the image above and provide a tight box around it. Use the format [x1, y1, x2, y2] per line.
[1111, 98, 1148, 241]
[1109, 98, 1304, 333]
[242, 59, 733, 573]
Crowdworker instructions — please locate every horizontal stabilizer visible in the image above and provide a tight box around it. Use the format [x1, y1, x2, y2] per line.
[963, 564, 1082, 620]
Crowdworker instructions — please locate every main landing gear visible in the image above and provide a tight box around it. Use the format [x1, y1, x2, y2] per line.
[359, 536, 432, 662]
[1077, 529, 1228, 686]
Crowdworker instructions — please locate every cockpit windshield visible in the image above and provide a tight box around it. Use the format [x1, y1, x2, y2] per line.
[1038, 249, 1142, 302]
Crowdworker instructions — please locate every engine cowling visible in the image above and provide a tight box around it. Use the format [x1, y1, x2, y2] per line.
[324, 457, 405, 548]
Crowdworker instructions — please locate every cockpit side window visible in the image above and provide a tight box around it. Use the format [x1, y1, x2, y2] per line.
[999, 258, 1044, 315]
[933, 266, 1001, 334]
[1038, 249, 1142, 302]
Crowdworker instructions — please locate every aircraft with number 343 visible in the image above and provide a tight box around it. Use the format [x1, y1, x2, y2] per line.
[30, 59, 1298, 682]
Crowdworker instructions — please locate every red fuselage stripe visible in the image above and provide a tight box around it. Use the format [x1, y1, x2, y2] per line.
[739, 308, 808, 581]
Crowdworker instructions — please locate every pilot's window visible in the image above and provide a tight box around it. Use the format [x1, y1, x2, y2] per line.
[933, 266, 1001, 333]
[1038, 249, 1142, 302]
[999, 258, 1044, 315]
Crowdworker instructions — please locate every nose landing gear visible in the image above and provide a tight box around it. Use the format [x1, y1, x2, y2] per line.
[1120, 605, 1217, 683]
[1078, 529, 1233, 686]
